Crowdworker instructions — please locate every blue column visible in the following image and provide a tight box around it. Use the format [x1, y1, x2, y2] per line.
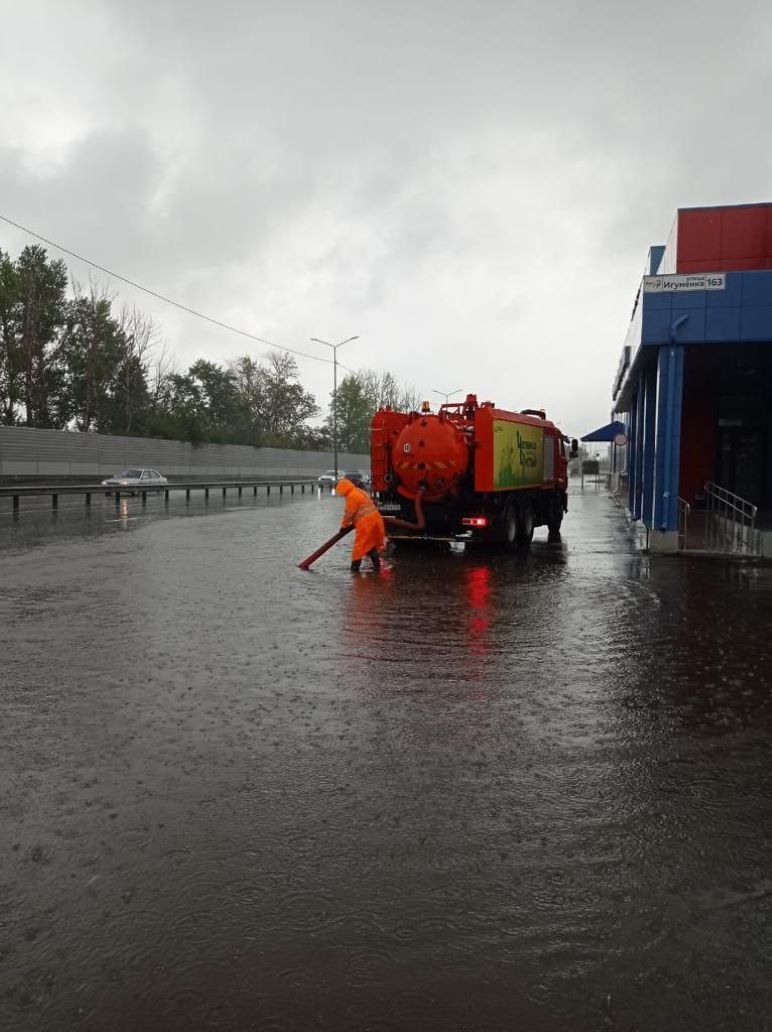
[631, 384, 645, 519]
[641, 365, 657, 528]
[652, 344, 684, 531]
[627, 393, 637, 513]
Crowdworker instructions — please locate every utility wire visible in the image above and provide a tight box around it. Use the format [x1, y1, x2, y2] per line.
[0, 213, 334, 366]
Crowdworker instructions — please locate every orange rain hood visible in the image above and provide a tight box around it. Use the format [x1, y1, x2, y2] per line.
[335, 478, 354, 496]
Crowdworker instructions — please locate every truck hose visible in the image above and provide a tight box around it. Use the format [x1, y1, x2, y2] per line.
[383, 491, 425, 531]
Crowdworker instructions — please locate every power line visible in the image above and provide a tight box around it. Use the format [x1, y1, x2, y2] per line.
[0, 213, 334, 366]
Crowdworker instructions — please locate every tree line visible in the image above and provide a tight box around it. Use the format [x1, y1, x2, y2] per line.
[0, 244, 419, 451]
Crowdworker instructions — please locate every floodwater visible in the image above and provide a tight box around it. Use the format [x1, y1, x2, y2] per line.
[1, 486, 771, 1032]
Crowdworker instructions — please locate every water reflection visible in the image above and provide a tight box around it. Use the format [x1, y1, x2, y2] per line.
[465, 564, 491, 658]
[114, 497, 131, 529]
[339, 540, 575, 703]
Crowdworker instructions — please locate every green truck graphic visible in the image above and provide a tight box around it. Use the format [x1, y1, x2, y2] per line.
[493, 420, 543, 489]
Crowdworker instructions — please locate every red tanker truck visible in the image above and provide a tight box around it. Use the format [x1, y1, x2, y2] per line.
[371, 394, 578, 548]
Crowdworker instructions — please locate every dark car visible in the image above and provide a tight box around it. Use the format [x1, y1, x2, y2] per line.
[343, 470, 371, 489]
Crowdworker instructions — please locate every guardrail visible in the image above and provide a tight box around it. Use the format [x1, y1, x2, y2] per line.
[0, 478, 335, 514]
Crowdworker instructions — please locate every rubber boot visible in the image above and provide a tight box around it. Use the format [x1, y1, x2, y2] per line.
[350, 559, 362, 573]
[368, 548, 381, 570]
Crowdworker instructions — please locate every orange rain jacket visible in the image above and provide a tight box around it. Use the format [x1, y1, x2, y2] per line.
[336, 478, 386, 561]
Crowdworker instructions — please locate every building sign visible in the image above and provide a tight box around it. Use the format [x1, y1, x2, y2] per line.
[643, 273, 726, 293]
[493, 420, 543, 489]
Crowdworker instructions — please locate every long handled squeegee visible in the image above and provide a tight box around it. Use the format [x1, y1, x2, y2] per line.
[297, 526, 354, 570]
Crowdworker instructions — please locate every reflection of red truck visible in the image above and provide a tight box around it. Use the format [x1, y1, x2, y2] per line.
[371, 393, 577, 548]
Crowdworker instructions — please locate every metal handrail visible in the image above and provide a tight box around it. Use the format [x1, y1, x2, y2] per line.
[704, 480, 759, 555]
[704, 481, 757, 520]
[677, 497, 691, 551]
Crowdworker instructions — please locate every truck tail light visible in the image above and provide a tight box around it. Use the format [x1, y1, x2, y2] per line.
[462, 516, 489, 528]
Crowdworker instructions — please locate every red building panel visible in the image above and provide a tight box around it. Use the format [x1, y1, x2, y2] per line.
[677, 208, 721, 264]
[721, 205, 768, 259]
[675, 203, 772, 273]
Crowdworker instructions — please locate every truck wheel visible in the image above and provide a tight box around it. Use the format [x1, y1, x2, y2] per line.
[547, 497, 563, 540]
[516, 502, 534, 548]
[502, 503, 518, 552]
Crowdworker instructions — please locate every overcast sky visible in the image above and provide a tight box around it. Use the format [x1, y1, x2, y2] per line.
[2, 0, 771, 435]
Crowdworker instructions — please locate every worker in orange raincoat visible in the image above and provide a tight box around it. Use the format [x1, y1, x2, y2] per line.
[336, 477, 386, 572]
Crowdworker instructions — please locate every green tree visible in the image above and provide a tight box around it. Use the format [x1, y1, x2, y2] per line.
[154, 370, 208, 443]
[358, 369, 421, 413]
[327, 372, 373, 453]
[0, 245, 68, 426]
[188, 359, 249, 442]
[108, 307, 157, 435]
[59, 284, 125, 431]
[143, 359, 251, 444]
[231, 351, 319, 445]
[104, 351, 151, 436]
[0, 248, 19, 424]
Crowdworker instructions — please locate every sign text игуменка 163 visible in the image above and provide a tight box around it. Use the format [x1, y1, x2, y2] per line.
[643, 273, 726, 293]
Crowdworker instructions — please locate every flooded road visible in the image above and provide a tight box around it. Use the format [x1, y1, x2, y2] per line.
[2, 488, 771, 1031]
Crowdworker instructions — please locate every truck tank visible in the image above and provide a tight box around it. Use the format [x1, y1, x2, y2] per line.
[392, 411, 470, 500]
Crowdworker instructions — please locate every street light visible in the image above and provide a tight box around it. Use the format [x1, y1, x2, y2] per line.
[310, 335, 359, 482]
[432, 389, 463, 405]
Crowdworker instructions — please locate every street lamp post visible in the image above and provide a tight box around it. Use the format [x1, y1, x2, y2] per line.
[432, 389, 463, 405]
[310, 335, 359, 482]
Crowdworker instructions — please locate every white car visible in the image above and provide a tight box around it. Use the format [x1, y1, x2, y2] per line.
[101, 468, 168, 493]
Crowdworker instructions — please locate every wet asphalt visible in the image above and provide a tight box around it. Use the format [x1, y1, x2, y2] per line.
[1, 486, 771, 1031]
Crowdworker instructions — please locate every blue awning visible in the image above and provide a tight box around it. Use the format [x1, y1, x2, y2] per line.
[581, 420, 626, 442]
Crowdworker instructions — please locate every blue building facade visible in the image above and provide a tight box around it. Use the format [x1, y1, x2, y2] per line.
[612, 214, 772, 551]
